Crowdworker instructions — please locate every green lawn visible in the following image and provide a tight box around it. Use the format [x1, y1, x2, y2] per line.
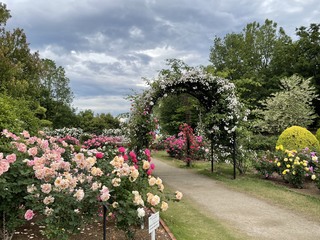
[153, 150, 320, 239]
[160, 194, 249, 240]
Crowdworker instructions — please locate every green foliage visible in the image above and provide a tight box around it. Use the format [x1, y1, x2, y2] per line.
[316, 128, 320, 142]
[276, 126, 320, 152]
[0, 94, 41, 134]
[209, 19, 293, 108]
[77, 110, 120, 135]
[246, 134, 278, 151]
[253, 151, 278, 178]
[254, 75, 318, 134]
[0, 4, 76, 129]
[293, 24, 320, 119]
[154, 93, 204, 135]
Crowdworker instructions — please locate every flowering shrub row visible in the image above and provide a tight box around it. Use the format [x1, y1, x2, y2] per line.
[254, 145, 319, 188]
[0, 130, 182, 240]
[81, 135, 124, 149]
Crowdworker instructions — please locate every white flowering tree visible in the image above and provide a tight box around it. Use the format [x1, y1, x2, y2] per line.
[254, 75, 319, 134]
[127, 61, 242, 172]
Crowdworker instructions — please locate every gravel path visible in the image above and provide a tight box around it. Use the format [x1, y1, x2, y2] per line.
[152, 158, 320, 240]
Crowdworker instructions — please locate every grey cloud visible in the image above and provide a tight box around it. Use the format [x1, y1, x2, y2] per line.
[2, 0, 320, 115]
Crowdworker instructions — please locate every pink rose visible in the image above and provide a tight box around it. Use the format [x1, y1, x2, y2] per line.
[147, 169, 152, 175]
[129, 151, 136, 159]
[150, 163, 155, 170]
[0, 160, 10, 175]
[144, 149, 151, 157]
[118, 147, 126, 153]
[17, 143, 27, 153]
[22, 130, 30, 138]
[24, 209, 35, 221]
[6, 154, 16, 163]
[96, 152, 104, 159]
[27, 147, 38, 157]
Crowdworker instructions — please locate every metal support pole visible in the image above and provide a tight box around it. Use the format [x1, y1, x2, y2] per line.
[211, 138, 214, 173]
[233, 131, 236, 180]
[103, 204, 107, 240]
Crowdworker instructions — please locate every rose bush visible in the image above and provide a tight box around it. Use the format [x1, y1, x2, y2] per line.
[254, 145, 318, 188]
[164, 124, 209, 163]
[0, 130, 182, 240]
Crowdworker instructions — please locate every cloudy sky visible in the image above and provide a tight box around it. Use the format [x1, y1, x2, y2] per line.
[2, 0, 320, 116]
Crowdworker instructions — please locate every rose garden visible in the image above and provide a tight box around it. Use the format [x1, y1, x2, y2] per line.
[2, 65, 320, 239]
[1, 4, 320, 239]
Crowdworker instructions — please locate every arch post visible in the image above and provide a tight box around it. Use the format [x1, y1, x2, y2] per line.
[232, 131, 236, 179]
[210, 137, 214, 173]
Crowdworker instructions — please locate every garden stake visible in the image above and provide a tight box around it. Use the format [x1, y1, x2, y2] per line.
[103, 204, 108, 240]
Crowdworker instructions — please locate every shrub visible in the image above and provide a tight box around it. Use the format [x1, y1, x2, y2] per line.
[316, 128, 320, 143]
[274, 147, 318, 188]
[276, 126, 320, 152]
[255, 146, 318, 188]
[247, 134, 278, 151]
[253, 151, 278, 178]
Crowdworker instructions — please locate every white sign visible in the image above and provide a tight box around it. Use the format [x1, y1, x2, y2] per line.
[148, 211, 160, 233]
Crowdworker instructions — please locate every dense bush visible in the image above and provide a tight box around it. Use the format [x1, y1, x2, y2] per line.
[247, 134, 278, 151]
[276, 126, 320, 152]
[0, 94, 41, 135]
[316, 128, 320, 143]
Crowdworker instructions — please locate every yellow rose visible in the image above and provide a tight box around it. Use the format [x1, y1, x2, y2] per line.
[148, 177, 157, 186]
[161, 201, 169, 211]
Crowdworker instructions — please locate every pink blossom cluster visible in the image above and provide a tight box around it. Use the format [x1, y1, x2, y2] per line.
[0, 153, 16, 175]
[57, 135, 80, 146]
[82, 136, 124, 149]
[164, 124, 209, 160]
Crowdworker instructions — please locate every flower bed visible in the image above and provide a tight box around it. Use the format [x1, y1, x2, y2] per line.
[0, 130, 182, 240]
[254, 145, 319, 189]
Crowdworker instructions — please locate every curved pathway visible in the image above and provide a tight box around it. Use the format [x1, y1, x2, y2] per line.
[152, 158, 320, 240]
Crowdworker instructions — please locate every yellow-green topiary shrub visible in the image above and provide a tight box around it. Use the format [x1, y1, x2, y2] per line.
[276, 126, 320, 152]
[316, 128, 320, 143]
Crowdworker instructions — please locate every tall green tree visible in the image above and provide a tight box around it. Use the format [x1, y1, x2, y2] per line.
[0, 3, 41, 100]
[293, 23, 320, 120]
[0, 4, 77, 129]
[209, 19, 293, 108]
[39, 59, 75, 128]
